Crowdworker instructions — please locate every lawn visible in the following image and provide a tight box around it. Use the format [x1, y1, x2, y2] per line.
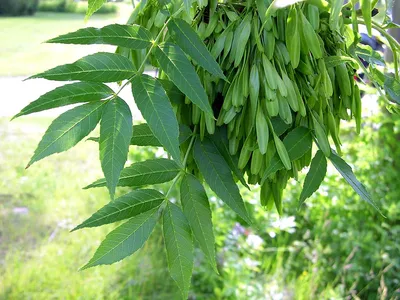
[0, 6, 131, 76]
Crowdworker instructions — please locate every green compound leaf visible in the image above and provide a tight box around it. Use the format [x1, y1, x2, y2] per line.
[48, 24, 152, 50]
[193, 137, 251, 224]
[86, 0, 107, 20]
[180, 174, 217, 273]
[73, 189, 164, 231]
[299, 150, 327, 206]
[81, 208, 159, 270]
[28, 52, 136, 82]
[131, 74, 181, 164]
[13, 82, 113, 120]
[84, 158, 180, 189]
[154, 42, 213, 116]
[27, 101, 105, 168]
[99, 98, 133, 199]
[261, 126, 312, 184]
[329, 151, 382, 213]
[168, 19, 226, 80]
[163, 202, 193, 300]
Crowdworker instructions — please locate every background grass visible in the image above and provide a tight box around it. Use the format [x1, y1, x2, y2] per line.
[0, 3, 131, 76]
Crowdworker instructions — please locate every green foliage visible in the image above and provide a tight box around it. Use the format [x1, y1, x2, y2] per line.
[85, 158, 181, 189]
[299, 150, 326, 205]
[13, 0, 400, 297]
[86, 0, 107, 18]
[193, 137, 251, 224]
[29, 52, 136, 82]
[73, 189, 164, 231]
[154, 42, 213, 116]
[38, 0, 117, 14]
[131, 75, 181, 164]
[163, 202, 194, 299]
[13, 82, 114, 119]
[82, 207, 159, 269]
[99, 97, 133, 199]
[181, 174, 217, 272]
[329, 151, 381, 212]
[38, 0, 76, 13]
[27, 101, 105, 167]
[167, 18, 226, 80]
[47, 24, 153, 49]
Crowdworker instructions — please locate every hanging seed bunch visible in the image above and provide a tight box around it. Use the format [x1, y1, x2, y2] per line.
[126, 0, 396, 211]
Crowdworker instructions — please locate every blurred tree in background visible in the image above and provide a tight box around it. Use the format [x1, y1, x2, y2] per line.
[0, 0, 39, 16]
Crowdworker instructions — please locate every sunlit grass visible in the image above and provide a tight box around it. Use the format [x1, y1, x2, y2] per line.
[0, 4, 132, 76]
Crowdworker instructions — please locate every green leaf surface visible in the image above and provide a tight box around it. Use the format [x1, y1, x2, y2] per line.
[158, 79, 185, 105]
[163, 202, 193, 299]
[84, 158, 180, 189]
[180, 174, 217, 272]
[28, 52, 136, 82]
[183, 0, 191, 14]
[271, 117, 291, 136]
[47, 24, 152, 49]
[179, 124, 192, 144]
[86, 0, 107, 19]
[209, 127, 249, 189]
[360, 0, 372, 36]
[81, 208, 158, 269]
[283, 126, 312, 161]
[168, 19, 226, 79]
[73, 189, 164, 231]
[384, 76, 400, 104]
[299, 150, 327, 205]
[324, 55, 359, 69]
[131, 74, 181, 164]
[130, 123, 162, 147]
[27, 101, 105, 168]
[355, 46, 385, 66]
[13, 82, 113, 119]
[100, 98, 133, 199]
[261, 126, 312, 183]
[193, 138, 251, 224]
[329, 152, 381, 212]
[154, 42, 213, 116]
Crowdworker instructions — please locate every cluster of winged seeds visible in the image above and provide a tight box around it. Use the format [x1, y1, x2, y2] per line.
[130, 0, 377, 211]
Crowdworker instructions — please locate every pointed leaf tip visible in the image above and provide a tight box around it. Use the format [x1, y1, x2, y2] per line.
[299, 150, 327, 206]
[193, 138, 251, 224]
[181, 174, 218, 273]
[82, 208, 159, 269]
[163, 202, 194, 299]
[329, 151, 384, 216]
[27, 102, 105, 167]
